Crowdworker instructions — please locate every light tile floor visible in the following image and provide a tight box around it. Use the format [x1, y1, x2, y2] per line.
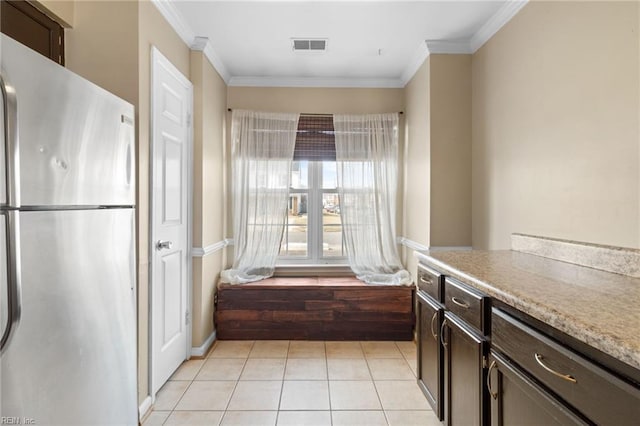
[143, 340, 442, 426]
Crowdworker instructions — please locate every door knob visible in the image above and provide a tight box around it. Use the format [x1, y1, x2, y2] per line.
[156, 240, 173, 251]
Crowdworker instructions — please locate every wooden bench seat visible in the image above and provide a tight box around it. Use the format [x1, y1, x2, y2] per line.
[214, 277, 415, 340]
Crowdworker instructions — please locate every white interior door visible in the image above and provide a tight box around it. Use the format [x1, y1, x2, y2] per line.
[150, 47, 193, 397]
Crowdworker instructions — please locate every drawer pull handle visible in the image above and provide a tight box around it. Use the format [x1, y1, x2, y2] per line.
[534, 353, 577, 383]
[440, 319, 448, 349]
[420, 276, 432, 285]
[487, 360, 498, 399]
[451, 297, 470, 309]
[430, 311, 438, 340]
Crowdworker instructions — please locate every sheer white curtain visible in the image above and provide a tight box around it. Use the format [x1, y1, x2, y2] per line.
[221, 110, 299, 284]
[334, 113, 411, 285]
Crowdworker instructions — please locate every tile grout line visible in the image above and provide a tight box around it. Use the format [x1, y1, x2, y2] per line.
[274, 340, 290, 424]
[362, 343, 391, 425]
[323, 341, 335, 426]
[161, 343, 217, 423]
[220, 340, 255, 425]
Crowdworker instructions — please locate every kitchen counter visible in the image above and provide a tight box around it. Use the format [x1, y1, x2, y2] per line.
[415, 250, 640, 373]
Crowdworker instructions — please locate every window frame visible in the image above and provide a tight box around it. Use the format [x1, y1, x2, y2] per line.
[278, 160, 347, 266]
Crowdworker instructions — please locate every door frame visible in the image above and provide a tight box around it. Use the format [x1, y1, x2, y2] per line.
[148, 45, 194, 401]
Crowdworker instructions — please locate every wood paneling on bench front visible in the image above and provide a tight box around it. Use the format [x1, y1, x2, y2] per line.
[215, 277, 415, 340]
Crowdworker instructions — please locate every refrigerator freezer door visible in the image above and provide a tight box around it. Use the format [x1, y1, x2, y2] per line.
[0, 71, 19, 208]
[0, 209, 137, 425]
[0, 34, 135, 207]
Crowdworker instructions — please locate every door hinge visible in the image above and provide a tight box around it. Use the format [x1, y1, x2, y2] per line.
[482, 355, 488, 369]
[185, 310, 191, 325]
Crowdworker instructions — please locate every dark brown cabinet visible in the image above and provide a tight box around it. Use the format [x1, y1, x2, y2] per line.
[487, 350, 588, 426]
[418, 259, 640, 426]
[0, 0, 64, 65]
[443, 312, 489, 426]
[444, 277, 490, 335]
[492, 308, 640, 425]
[416, 291, 444, 419]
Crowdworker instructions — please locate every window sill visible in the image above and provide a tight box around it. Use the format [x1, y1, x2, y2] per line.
[274, 264, 353, 277]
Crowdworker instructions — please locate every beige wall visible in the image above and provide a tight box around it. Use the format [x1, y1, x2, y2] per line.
[36, 0, 74, 27]
[402, 54, 472, 278]
[64, 1, 138, 105]
[227, 87, 404, 114]
[402, 59, 430, 278]
[191, 51, 227, 346]
[430, 55, 472, 247]
[472, 0, 640, 249]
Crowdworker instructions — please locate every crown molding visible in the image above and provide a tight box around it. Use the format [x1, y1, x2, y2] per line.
[425, 40, 473, 55]
[400, 40, 430, 86]
[190, 37, 231, 83]
[228, 76, 405, 89]
[151, 0, 230, 84]
[190, 36, 208, 51]
[399, 1, 527, 86]
[470, 0, 528, 52]
[153, 0, 527, 89]
[151, 0, 195, 46]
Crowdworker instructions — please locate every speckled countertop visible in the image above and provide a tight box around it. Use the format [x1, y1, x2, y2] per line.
[415, 250, 640, 372]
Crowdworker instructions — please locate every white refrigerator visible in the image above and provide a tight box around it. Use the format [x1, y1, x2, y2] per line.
[0, 34, 137, 425]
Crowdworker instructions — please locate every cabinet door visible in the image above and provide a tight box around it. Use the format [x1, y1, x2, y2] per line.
[488, 351, 589, 426]
[417, 291, 444, 420]
[0, 1, 64, 65]
[443, 312, 488, 426]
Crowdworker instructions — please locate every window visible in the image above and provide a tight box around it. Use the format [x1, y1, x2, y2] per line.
[279, 115, 346, 264]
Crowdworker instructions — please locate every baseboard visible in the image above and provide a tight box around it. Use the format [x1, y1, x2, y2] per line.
[139, 395, 152, 423]
[191, 330, 217, 357]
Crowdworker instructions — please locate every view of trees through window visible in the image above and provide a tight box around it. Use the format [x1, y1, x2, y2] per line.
[279, 160, 345, 262]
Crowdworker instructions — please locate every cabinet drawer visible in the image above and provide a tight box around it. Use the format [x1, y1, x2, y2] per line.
[492, 308, 640, 425]
[488, 350, 588, 426]
[444, 277, 490, 335]
[417, 263, 443, 302]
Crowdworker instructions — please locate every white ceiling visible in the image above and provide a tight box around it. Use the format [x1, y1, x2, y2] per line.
[158, 1, 527, 87]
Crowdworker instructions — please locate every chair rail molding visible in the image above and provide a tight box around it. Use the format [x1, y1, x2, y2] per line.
[397, 236, 429, 253]
[192, 238, 233, 258]
[397, 236, 472, 253]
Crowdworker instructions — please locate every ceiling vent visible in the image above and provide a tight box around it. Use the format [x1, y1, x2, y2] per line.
[292, 38, 327, 52]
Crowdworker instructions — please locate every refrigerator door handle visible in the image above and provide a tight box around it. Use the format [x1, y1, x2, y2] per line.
[1, 210, 21, 353]
[1, 71, 20, 208]
[121, 114, 134, 191]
